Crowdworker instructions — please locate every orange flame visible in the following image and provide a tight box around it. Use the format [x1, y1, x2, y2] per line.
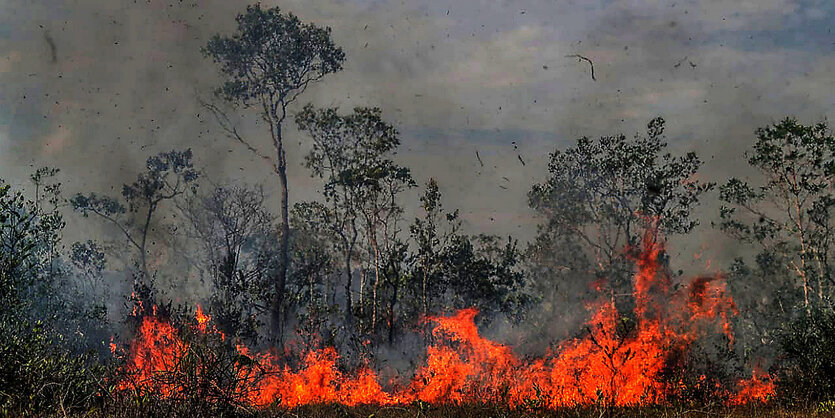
[195, 304, 210, 333]
[728, 367, 775, 405]
[116, 314, 188, 396]
[112, 232, 774, 407]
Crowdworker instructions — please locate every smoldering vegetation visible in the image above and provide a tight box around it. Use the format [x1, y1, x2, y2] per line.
[2, 3, 835, 418]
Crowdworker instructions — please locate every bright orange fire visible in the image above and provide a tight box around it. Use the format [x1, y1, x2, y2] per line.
[115, 313, 188, 396]
[112, 232, 774, 408]
[728, 368, 775, 405]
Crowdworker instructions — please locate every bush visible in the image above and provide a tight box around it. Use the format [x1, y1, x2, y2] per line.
[0, 319, 105, 416]
[105, 310, 263, 417]
[776, 307, 835, 402]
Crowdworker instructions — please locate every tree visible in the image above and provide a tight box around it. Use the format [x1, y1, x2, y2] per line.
[528, 117, 713, 308]
[718, 118, 835, 315]
[178, 184, 276, 342]
[203, 4, 345, 336]
[358, 157, 414, 332]
[436, 234, 530, 318]
[71, 149, 199, 305]
[409, 179, 461, 317]
[356, 163, 414, 339]
[295, 105, 408, 326]
[406, 180, 529, 325]
[0, 179, 104, 415]
[288, 201, 337, 347]
[0, 183, 49, 314]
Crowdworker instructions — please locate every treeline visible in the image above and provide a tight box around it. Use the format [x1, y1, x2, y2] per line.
[2, 3, 835, 415]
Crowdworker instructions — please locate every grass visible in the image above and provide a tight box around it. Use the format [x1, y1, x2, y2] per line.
[61, 402, 835, 418]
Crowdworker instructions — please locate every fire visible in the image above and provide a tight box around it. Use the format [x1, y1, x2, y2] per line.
[111, 232, 774, 408]
[195, 304, 210, 333]
[115, 313, 188, 396]
[728, 368, 775, 405]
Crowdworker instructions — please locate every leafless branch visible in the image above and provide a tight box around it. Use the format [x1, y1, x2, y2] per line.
[199, 98, 278, 171]
[566, 54, 596, 81]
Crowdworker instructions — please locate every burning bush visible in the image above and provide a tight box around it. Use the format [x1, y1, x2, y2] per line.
[109, 305, 267, 415]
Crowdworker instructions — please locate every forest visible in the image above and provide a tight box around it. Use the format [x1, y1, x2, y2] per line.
[2, 3, 835, 418]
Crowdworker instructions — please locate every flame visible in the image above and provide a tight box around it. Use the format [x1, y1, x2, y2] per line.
[112, 231, 774, 408]
[728, 367, 775, 405]
[195, 304, 210, 333]
[116, 313, 188, 396]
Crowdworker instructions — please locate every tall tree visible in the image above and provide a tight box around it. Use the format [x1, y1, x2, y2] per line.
[71, 149, 198, 305]
[359, 159, 414, 332]
[528, 117, 713, 308]
[719, 118, 835, 314]
[203, 4, 345, 335]
[295, 105, 407, 326]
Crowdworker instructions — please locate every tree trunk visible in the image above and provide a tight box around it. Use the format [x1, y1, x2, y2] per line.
[371, 236, 380, 329]
[421, 262, 427, 316]
[388, 279, 398, 344]
[272, 126, 290, 339]
[359, 265, 366, 318]
[344, 244, 354, 324]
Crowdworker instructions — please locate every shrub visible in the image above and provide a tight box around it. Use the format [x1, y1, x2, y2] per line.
[0, 319, 105, 416]
[775, 307, 835, 402]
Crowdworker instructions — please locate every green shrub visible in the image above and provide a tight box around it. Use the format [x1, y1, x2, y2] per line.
[0, 319, 105, 416]
[776, 307, 835, 401]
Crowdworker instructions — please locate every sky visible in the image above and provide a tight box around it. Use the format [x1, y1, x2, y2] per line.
[0, 0, 834, 272]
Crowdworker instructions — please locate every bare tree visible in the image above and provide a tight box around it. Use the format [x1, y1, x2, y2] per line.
[179, 184, 276, 341]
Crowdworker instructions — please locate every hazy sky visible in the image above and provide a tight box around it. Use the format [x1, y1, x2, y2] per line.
[1, 0, 834, 270]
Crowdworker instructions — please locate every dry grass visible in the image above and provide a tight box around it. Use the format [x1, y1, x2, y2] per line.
[268, 403, 833, 418]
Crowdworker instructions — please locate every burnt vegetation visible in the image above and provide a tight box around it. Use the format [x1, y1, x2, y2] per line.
[3, 4, 835, 418]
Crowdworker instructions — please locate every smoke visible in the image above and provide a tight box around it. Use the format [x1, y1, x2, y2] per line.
[1, 0, 834, 386]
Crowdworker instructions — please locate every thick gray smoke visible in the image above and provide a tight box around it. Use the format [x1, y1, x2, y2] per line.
[1, 0, 833, 351]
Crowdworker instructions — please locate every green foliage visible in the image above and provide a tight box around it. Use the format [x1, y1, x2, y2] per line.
[0, 175, 107, 416]
[121, 149, 200, 211]
[409, 179, 461, 318]
[203, 4, 344, 109]
[775, 307, 835, 401]
[0, 319, 104, 416]
[438, 234, 531, 318]
[71, 149, 199, 305]
[296, 105, 407, 193]
[288, 201, 339, 346]
[529, 117, 713, 240]
[296, 104, 414, 325]
[408, 180, 531, 322]
[718, 118, 835, 310]
[203, 2, 346, 339]
[527, 117, 712, 310]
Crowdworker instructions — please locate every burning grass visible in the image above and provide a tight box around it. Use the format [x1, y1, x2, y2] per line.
[107, 232, 776, 413]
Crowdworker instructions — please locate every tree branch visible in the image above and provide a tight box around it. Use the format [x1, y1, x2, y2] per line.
[200, 99, 278, 172]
